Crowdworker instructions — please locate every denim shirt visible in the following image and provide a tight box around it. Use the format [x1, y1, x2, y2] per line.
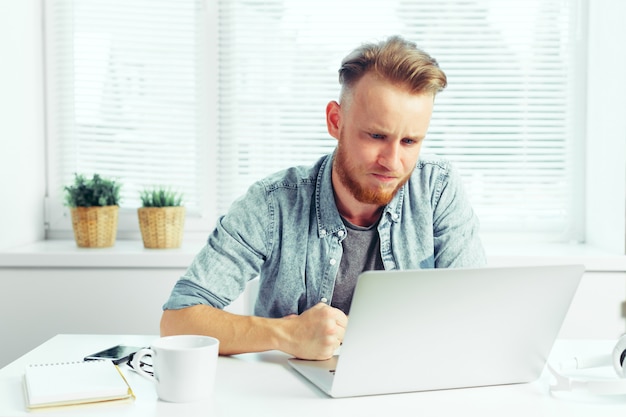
[163, 153, 486, 317]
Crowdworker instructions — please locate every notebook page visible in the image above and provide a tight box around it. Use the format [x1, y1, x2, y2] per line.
[24, 360, 133, 409]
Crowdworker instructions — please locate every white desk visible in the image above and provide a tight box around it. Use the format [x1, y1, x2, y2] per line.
[1, 335, 625, 417]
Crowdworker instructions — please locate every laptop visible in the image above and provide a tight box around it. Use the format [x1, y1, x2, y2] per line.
[288, 264, 584, 398]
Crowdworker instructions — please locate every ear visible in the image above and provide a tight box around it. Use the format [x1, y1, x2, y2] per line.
[326, 100, 341, 140]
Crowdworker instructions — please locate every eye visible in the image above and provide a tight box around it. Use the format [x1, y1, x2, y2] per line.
[402, 137, 421, 145]
[370, 133, 385, 140]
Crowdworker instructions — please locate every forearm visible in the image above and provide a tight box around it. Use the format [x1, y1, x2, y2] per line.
[160, 303, 347, 360]
[160, 305, 288, 356]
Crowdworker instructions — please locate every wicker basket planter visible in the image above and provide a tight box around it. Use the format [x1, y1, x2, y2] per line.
[138, 206, 186, 249]
[70, 205, 119, 248]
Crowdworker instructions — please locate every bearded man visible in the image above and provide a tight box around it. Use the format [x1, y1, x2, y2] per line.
[161, 36, 486, 360]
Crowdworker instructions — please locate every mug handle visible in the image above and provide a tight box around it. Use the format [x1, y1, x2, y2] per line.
[130, 348, 156, 382]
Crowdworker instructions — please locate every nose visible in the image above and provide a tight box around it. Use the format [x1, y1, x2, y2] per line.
[377, 141, 402, 172]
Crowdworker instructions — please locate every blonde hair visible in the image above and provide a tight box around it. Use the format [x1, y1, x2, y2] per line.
[338, 36, 447, 102]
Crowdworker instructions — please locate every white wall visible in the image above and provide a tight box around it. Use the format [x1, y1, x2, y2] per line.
[0, 0, 46, 250]
[0, 268, 180, 368]
[0, 267, 256, 368]
[0, 267, 623, 369]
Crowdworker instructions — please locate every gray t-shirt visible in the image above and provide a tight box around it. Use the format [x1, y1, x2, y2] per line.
[331, 218, 385, 314]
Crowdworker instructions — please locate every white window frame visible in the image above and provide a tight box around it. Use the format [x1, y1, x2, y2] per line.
[584, 0, 626, 254]
[41, 0, 621, 249]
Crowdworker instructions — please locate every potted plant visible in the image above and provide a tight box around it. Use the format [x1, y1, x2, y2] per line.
[137, 187, 185, 249]
[64, 173, 122, 248]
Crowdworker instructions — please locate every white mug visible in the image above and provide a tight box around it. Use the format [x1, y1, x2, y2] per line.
[131, 335, 219, 403]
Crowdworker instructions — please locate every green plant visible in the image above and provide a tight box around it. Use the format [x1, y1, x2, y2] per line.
[139, 187, 184, 207]
[64, 173, 122, 207]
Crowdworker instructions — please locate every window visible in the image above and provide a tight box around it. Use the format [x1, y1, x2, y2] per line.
[44, 0, 211, 237]
[45, 0, 586, 243]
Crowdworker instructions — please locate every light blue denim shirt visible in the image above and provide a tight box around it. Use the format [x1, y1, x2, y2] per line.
[163, 152, 486, 317]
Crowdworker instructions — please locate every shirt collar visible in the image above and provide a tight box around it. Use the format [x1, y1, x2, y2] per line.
[315, 153, 344, 238]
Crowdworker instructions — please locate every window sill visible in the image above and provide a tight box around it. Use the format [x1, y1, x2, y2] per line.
[0, 239, 624, 272]
[483, 241, 626, 272]
[0, 239, 206, 268]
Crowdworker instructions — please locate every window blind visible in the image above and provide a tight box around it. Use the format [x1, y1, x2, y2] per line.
[45, 0, 585, 242]
[45, 0, 209, 233]
[216, 0, 584, 241]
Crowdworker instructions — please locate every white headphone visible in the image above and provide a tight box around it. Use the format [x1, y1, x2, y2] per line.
[549, 335, 626, 395]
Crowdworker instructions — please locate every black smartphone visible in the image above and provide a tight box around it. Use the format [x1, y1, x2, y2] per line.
[84, 345, 144, 365]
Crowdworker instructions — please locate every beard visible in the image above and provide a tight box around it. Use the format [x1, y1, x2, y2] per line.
[333, 138, 412, 206]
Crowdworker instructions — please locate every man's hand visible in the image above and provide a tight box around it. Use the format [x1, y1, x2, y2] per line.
[280, 303, 348, 360]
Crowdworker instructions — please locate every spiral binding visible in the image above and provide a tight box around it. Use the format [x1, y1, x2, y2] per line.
[28, 359, 108, 367]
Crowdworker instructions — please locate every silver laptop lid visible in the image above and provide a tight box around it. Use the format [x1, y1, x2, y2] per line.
[296, 264, 584, 397]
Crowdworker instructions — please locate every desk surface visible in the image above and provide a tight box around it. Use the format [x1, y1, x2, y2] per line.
[1, 334, 625, 417]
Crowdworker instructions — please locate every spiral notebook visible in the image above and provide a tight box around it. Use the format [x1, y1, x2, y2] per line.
[23, 360, 135, 409]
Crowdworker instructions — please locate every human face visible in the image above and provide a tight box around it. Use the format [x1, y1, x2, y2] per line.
[327, 73, 435, 208]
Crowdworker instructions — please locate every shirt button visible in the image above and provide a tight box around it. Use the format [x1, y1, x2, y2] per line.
[391, 213, 399, 221]
[321, 297, 328, 303]
[337, 230, 345, 238]
[320, 229, 327, 237]
[329, 258, 336, 265]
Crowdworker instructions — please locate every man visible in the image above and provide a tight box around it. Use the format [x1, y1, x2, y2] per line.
[161, 36, 486, 360]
